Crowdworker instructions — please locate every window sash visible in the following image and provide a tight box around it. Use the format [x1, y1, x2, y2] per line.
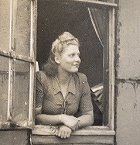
[37, 0, 117, 7]
[0, 50, 34, 63]
[0, 0, 36, 129]
[108, 7, 115, 130]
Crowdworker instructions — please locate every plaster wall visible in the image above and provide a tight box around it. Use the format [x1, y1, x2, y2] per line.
[0, 130, 29, 145]
[116, 0, 140, 144]
[116, 0, 140, 79]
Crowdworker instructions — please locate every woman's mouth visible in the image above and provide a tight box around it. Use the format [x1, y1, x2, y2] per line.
[73, 64, 80, 68]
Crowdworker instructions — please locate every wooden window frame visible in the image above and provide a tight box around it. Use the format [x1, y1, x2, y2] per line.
[0, 0, 36, 128]
[32, 0, 117, 144]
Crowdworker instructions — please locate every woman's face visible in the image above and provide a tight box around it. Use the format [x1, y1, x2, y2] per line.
[56, 44, 81, 73]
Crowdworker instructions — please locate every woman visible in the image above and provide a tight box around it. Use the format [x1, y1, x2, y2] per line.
[36, 32, 94, 138]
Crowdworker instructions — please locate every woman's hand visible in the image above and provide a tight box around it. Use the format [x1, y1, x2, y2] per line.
[60, 114, 79, 131]
[56, 125, 72, 139]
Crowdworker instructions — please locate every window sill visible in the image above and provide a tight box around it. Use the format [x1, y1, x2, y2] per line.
[32, 125, 115, 144]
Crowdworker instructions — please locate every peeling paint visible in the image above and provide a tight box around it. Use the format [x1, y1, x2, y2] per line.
[116, 78, 140, 85]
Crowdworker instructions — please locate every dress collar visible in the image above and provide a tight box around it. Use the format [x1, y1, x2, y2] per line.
[53, 75, 76, 95]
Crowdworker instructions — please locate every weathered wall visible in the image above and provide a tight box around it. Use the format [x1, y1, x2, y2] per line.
[0, 130, 30, 145]
[116, 0, 140, 145]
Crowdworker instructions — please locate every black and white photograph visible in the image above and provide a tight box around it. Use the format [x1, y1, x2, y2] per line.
[0, 0, 140, 145]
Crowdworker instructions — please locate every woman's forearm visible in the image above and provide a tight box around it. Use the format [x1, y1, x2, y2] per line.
[35, 114, 62, 125]
[35, 111, 94, 128]
[77, 111, 94, 128]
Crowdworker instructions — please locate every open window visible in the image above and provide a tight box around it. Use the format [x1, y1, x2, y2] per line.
[33, 0, 116, 144]
[0, 0, 116, 144]
[0, 0, 36, 129]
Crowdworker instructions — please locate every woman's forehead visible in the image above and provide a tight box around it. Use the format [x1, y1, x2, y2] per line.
[63, 45, 80, 53]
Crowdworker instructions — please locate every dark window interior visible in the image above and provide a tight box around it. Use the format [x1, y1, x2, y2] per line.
[36, 1, 108, 125]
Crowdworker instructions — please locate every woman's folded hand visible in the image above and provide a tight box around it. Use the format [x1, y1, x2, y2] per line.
[56, 125, 72, 139]
[59, 114, 79, 131]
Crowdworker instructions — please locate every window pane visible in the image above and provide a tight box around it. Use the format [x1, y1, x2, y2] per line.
[13, 0, 31, 57]
[0, 0, 10, 51]
[0, 56, 9, 122]
[12, 60, 30, 124]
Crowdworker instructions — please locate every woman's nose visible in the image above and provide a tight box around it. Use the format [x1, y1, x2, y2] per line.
[75, 55, 81, 63]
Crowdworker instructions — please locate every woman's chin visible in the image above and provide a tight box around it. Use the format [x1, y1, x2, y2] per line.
[69, 68, 79, 73]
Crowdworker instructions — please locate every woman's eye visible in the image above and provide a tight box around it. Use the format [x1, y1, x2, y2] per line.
[69, 54, 75, 57]
[69, 53, 80, 58]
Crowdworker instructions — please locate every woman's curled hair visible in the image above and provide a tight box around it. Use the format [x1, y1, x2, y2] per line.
[42, 32, 80, 77]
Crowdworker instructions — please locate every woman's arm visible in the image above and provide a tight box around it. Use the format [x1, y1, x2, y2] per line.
[36, 113, 80, 129]
[77, 110, 94, 129]
[36, 72, 62, 125]
[35, 114, 62, 125]
[76, 73, 94, 129]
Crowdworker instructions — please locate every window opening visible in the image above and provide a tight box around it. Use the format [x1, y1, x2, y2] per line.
[36, 0, 110, 126]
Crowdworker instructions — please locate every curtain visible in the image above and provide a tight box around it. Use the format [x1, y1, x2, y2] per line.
[88, 7, 108, 49]
[88, 7, 109, 124]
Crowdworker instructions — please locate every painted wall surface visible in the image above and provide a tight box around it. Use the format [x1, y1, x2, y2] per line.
[0, 130, 29, 145]
[116, 0, 140, 145]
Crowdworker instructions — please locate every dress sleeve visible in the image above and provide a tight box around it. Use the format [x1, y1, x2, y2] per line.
[78, 73, 93, 115]
[35, 71, 44, 114]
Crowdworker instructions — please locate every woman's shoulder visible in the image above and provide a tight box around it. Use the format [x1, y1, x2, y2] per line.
[36, 71, 48, 82]
[74, 73, 90, 92]
[36, 70, 45, 77]
[74, 72, 88, 82]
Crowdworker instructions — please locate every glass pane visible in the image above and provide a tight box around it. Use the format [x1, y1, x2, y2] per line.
[12, 60, 30, 123]
[13, 0, 31, 57]
[0, 0, 10, 51]
[0, 56, 9, 122]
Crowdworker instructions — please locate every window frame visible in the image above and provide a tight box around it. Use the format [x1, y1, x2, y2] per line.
[0, 0, 36, 129]
[32, 0, 116, 144]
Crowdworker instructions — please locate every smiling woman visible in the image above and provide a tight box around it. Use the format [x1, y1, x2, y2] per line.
[35, 32, 94, 139]
[55, 45, 81, 73]
[34, 1, 116, 144]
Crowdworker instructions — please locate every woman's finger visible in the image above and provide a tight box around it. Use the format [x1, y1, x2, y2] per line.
[59, 130, 65, 138]
[57, 125, 72, 138]
[65, 131, 70, 138]
[63, 131, 68, 139]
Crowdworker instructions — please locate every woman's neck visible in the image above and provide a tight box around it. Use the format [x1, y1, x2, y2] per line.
[57, 68, 72, 84]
